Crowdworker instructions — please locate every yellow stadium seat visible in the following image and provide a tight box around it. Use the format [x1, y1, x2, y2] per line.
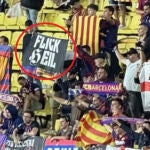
[34, 98, 51, 128]
[0, 31, 12, 42]
[41, 32, 53, 37]
[12, 52, 22, 70]
[43, 0, 54, 8]
[55, 119, 60, 132]
[11, 31, 23, 49]
[53, 32, 68, 39]
[4, 16, 19, 30]
[11, 73, 21, 92]
[0, 13, 6, 30]
[17, 16, 26, 29]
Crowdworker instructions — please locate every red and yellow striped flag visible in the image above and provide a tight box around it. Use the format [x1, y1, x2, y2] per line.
[75, 110, 112, 148]
[73, 16, 100, 55]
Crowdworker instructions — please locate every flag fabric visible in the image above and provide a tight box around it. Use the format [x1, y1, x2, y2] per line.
[139, 61, 150, 112]
[75, 110, 113, 148]
[0, 45, 11, 94]
[73, 16, 100, 55]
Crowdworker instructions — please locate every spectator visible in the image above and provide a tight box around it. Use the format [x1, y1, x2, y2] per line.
[21, 0, 44, 24]
[0, 36, 13, 93]
[110, 98, 126, 117]
[0, 104, 23, 136]
[64, 0, 85, 31]
[49, 115, 72, 141]
[87, 4, 98, 16]
[109, 0, 131, 28]
[76, 45, 95, 80]
[115, 47, 144, 118]
[18, 74, 45, 111]
[141, 2, 150, 28]
[112, 120, 134, 148]
[13, 110, 40, 144]
[100, 6, 120, 80]
[136, 0, 150, 17]
[114, 120, 150, 149]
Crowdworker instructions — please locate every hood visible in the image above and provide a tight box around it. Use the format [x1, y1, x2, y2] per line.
[6, 104, 18, 120]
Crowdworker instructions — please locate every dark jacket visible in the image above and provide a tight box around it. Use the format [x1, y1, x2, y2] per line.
[121, 124, 150, 148]
[21, 0, 44, 11]
[0, 105, 23, 135]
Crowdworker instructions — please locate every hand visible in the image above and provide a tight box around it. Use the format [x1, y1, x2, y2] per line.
[14, 138, 19, 145]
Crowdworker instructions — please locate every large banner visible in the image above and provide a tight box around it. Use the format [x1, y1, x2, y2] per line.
[23, 33, 68, 76]
[5, 136, 44, 150]
[73, 16, 100, 55]
[0, 45, 11, 94]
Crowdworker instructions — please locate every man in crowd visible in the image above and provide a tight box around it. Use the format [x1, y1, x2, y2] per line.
[0, 104, 23, 135]
[18, 74, 45, 111]
[100, 6, 120, 80]
[13, 110, 40, 144]
[0, 36, 13, 92]
[142, 2, 150, 28]
[115, 47, 144, 118]
[87, 4, 98, 16]
[49, 115, 72, 141]
[21, 0, 44, 24]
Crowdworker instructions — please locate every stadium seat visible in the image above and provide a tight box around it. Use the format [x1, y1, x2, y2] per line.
[0, 31, 12, 42]
[11, 31, 23, 49]
[11, 72, 21, 92]
[43, 0, 54, 8]
[12, 52, 22, 70]
[17, 16, 26, 29]
[34, 97, 51, 128]
[41, 32, 53, 37]
[4, 16, 19, 30]
[0, 13, 6, 30]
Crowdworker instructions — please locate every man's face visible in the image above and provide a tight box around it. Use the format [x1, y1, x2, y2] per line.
[60, 118, 69, 129]
[143, 122, 150, 131]
[18, 78, 27, 86]
[102, 8, 112, 19]
[94, 58, 105, 67]
[87, 8, 97, 16]
[0, 38, 7, 45]
[92, 95, 100, 108]
[96, 68, 108, 81]
[114, 125, 124, 135]
[111, 101, 122, 114]
[138, 25, 148, 37]
[127, 53, 139, 63]
[5, 109, 12, 119]
[144, 5, 150, 16]
[23, 113, 32, 124]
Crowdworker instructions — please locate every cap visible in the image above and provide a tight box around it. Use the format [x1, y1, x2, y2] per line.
[18, 74, 28, 80]
[126, 48, 138, 55]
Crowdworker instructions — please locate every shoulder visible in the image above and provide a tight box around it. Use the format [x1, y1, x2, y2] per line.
[31, 121, 40, 128]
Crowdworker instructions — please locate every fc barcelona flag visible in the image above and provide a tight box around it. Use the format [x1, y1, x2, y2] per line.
[75, 110, 113, 148]
[73, 16, 100, 55]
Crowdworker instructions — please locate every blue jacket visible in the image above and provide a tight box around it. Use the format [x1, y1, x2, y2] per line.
[1, 105, 23, 135]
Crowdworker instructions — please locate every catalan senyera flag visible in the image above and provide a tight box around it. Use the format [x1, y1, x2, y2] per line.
[75, 110, 113, 148]
[73, 16, 100, 55]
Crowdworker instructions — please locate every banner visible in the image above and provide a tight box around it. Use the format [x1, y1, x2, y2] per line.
[0, 93, 22, 106]
[5, 136, 44, 150]
[82, 82, 123, 96]
[23, 33, 68, 76]
[73, 16, 100, 55]
[44, 139, 79, 150]
[139, 61, 150, 112]
[0, 45, 11, 94]
[101, 117, 144, 125]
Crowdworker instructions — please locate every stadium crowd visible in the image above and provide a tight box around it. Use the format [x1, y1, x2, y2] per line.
[0, 0, 150, 149]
